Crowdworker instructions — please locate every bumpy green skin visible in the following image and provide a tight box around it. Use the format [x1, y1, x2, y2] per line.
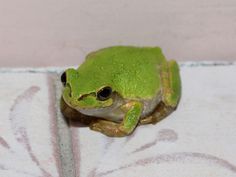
[61, 46, 181, 137]
[70, 46, 165, 100]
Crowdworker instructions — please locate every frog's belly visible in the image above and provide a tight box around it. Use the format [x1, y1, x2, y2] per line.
[78, 94, 161, 122]
[141, 94, 162, 118]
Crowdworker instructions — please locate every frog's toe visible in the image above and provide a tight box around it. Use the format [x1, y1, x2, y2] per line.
[89, 121, 102, 131]
[89, 120, 129, 137]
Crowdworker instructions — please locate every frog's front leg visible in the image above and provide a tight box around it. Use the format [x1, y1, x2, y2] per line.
[90, 101, 142, 137]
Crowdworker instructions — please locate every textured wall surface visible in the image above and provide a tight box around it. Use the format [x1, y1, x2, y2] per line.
[0, 0, 236, 67]
[0, 62, 236, 176]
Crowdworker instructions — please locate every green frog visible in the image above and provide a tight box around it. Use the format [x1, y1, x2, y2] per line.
[60, 46, 181, 137]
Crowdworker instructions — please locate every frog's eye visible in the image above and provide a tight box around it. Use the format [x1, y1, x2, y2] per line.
[61, 72, 66, 86]
[97, 86, 112, 101]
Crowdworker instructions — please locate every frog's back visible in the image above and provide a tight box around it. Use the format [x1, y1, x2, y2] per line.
[78, 46, 167, 99]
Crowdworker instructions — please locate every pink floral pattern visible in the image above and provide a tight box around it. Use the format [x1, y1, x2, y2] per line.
[0, 74, 61, 177]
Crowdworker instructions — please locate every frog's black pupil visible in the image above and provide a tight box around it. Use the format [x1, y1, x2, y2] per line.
[97, 87, 112, 101]
[61, 72, 66, 86]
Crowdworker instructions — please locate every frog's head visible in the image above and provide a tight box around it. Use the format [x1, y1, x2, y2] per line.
[61, 68, 114, 111]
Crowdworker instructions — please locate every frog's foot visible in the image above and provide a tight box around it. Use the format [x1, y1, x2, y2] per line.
[90, 101, 143, 137]
[140, 60, 181, 125]
[90, 120, 128, 137]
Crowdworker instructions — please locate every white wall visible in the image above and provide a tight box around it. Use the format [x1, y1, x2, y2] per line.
[0, 0, 236, 67]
